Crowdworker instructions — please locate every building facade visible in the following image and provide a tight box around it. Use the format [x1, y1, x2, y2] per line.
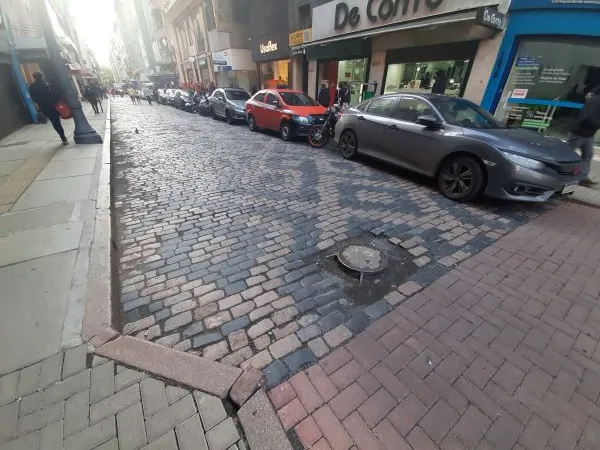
[481, 0, 600, 143]
[291, 0, 508, 107]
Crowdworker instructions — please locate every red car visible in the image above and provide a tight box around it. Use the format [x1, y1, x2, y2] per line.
[245, 89, 327, 141]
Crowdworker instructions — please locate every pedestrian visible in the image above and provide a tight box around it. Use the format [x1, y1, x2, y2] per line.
[568, 85, 600, 187]
[317, 82, 330, 108]
[431, 70, 447, 95]
[142, 86, 152, 105]
[83, 85, 99, 114]
[28, 71, 68, 145]
[95, 84, 104, 112]
[128, 86, 136, 103]
[335, 82, 351, 107]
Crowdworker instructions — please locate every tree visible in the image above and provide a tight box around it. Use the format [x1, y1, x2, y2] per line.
[99, 67, 115, 85]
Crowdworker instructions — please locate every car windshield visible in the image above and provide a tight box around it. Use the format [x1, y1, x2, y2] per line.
[430, 97, 504, 129]
[225, 90, 250, 101]
[279, 92, 317, 106]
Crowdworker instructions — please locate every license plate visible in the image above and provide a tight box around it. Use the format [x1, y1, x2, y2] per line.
[562, 183, 577, 194]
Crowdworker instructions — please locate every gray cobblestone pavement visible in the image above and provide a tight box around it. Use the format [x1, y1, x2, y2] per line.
[111, 98, 553, 387]
[0, 345, 246, 450]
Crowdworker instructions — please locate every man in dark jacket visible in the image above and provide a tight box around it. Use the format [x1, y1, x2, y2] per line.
[317, 82, 330, 107]
[334, 82, 351, 107]
[431, 70, 447, 95]
[29, 72, 68, 145]
[569, 86, 600, 186]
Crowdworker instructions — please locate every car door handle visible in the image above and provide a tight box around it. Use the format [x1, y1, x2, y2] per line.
[357, 116, 365, 121]
[387, 124, 399, 130]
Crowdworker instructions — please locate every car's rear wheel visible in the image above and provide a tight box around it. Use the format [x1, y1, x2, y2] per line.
[248, 114, 258, 131]
[339, 130, 358, 159]
[280, 120, 292, 141]
[437, 155, 485, 202]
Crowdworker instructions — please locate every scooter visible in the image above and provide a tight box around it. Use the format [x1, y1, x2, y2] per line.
[308, 105, 341, 148]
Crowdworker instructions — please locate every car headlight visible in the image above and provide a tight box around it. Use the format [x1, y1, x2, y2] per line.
[293, 115, 309, 124]
[501, 151, 545, 170]
[234, 105, 244, 111]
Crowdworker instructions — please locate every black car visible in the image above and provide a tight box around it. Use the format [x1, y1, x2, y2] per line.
[209, 88, 251, 124]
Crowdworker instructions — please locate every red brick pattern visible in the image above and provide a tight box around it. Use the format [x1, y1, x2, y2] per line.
[269, 203, 600, 449]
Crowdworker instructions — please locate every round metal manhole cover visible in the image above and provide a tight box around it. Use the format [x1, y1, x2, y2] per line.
[337, 244, 388, 274]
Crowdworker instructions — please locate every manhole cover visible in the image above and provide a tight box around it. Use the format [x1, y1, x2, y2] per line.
[338, 244, 387, 273]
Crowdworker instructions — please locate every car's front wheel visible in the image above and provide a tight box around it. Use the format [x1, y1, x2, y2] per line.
[437, 155, 485, 202]
[280, 120, 292, 141]
[248, 114, 258, 131]
[339, 130, 358, 159]
[225, 109, 233, 125]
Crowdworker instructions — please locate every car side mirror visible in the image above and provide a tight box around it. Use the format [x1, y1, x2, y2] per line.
[417, 115, 442, 128]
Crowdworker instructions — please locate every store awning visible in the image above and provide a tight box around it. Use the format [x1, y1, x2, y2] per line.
[307, 9, 487, 47]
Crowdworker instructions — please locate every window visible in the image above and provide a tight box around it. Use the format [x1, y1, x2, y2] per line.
[279, 92, 317, 106]
[384, 60, 471, 96]
[367, 97, 397, 117]
[431, 97, 502, 129]
[225, 90, 250, 101]
[298, 4, 311, 29]
[204, 0, 216, 31]
[356, 101, 371, 112]
[253, 92, 265, 103]
[266, 93, 278, 105]
[394, 98, 435, 123]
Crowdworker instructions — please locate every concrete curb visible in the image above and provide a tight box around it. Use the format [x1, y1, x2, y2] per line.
[82, 99, 293, 448]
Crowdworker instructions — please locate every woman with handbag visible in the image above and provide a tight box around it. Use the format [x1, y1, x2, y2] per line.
[29, 71, 69, 145]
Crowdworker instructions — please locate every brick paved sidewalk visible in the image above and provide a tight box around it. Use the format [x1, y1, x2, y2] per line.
[270, 202, 600, 450]
[0, 345, 247, 450]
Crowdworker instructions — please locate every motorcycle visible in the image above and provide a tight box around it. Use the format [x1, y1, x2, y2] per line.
[196, 93, 212, 116]
[308, 105, 341, 148]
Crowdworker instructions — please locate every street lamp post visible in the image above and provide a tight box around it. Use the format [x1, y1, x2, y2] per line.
[36, 0, 102, 144]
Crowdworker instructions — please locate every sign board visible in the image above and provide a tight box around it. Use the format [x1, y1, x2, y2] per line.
[511, 0, 600, 10]
[289, 29, 312, 47]
[475, 7, 505, 30]
[312, 0, 501, 41]
[212, 51, 228, 66]
[511, 88, 528, 99]
[252, 33, 290, 62]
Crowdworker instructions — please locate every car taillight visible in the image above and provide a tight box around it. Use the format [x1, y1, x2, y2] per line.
[573, 166, 582, 176]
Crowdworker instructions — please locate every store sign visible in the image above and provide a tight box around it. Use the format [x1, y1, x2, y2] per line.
[313, 0, 501, 41]
[289, 29, 312, 47]
[260, 41, 278, 54]
[476, 7, 505, 30]
[212, 51, 228, 66]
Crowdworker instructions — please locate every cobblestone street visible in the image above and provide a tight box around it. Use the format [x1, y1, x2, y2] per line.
[112, 98, 552, 385]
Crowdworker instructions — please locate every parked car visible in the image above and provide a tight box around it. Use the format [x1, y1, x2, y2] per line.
[157, 89, 168, 105]
[245, 89, 327, 141]
[209, 88, 251, 124]
[173, 90, 192, 110]
[335, 93, 582, 202]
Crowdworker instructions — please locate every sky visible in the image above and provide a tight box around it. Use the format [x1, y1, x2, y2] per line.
[69, 0, 115, 66]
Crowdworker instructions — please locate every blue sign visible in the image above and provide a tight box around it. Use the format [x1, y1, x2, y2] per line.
[510, 0, 600, 11]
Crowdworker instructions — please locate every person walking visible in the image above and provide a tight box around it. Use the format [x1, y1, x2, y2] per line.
[334, 82, 351, 107]
[128, 87, 137, 103]
[317, 82, 330, 108]
[83, 85, 99, 114]
[568, 86, 600, 186]
[29, 71, 68, 145]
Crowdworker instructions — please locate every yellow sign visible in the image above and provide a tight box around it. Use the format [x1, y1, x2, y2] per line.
[289, 29, 312, 47]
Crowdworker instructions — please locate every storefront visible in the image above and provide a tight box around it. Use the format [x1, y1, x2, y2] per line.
[307, 0, 509, 105]
[289, 28, 312, 92]
[252, 34, 291, 89]
[481, 0, 600, 143]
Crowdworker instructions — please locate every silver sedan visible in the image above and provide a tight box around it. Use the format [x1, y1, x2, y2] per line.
[334, 94, 582, 202]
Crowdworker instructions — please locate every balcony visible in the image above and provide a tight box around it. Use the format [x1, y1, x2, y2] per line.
[10, 22, 47, 51]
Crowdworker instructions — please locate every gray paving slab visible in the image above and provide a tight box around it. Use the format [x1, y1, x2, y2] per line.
[12, 175, 93, 211]
[0, 252, 76, 374]
[37, 158, 96, 180]
[0, 221, 82, 267]
[0, 203, 76, 238]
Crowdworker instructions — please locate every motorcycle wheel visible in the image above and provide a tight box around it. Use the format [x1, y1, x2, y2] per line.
[308, 125, 329, 148]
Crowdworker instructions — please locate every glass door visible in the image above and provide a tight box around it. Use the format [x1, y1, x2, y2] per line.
[384, 59, 471, 96]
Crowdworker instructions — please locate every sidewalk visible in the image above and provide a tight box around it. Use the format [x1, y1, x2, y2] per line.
[0, 104, 252, 450]
[0, 104, 107, 374]
[270, 201, 600, 449]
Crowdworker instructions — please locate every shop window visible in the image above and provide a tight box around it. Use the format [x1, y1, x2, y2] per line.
[494, 38, 600, 142]
[318, 58, 368, 106]
[394, 98, 435, 123]
[367, 97, 397, 117]
[384, 60, 471, 97]
[259, 60, 290, 89]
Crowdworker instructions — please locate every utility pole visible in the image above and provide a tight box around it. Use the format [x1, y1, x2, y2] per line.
[36, 0, 102, 144]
